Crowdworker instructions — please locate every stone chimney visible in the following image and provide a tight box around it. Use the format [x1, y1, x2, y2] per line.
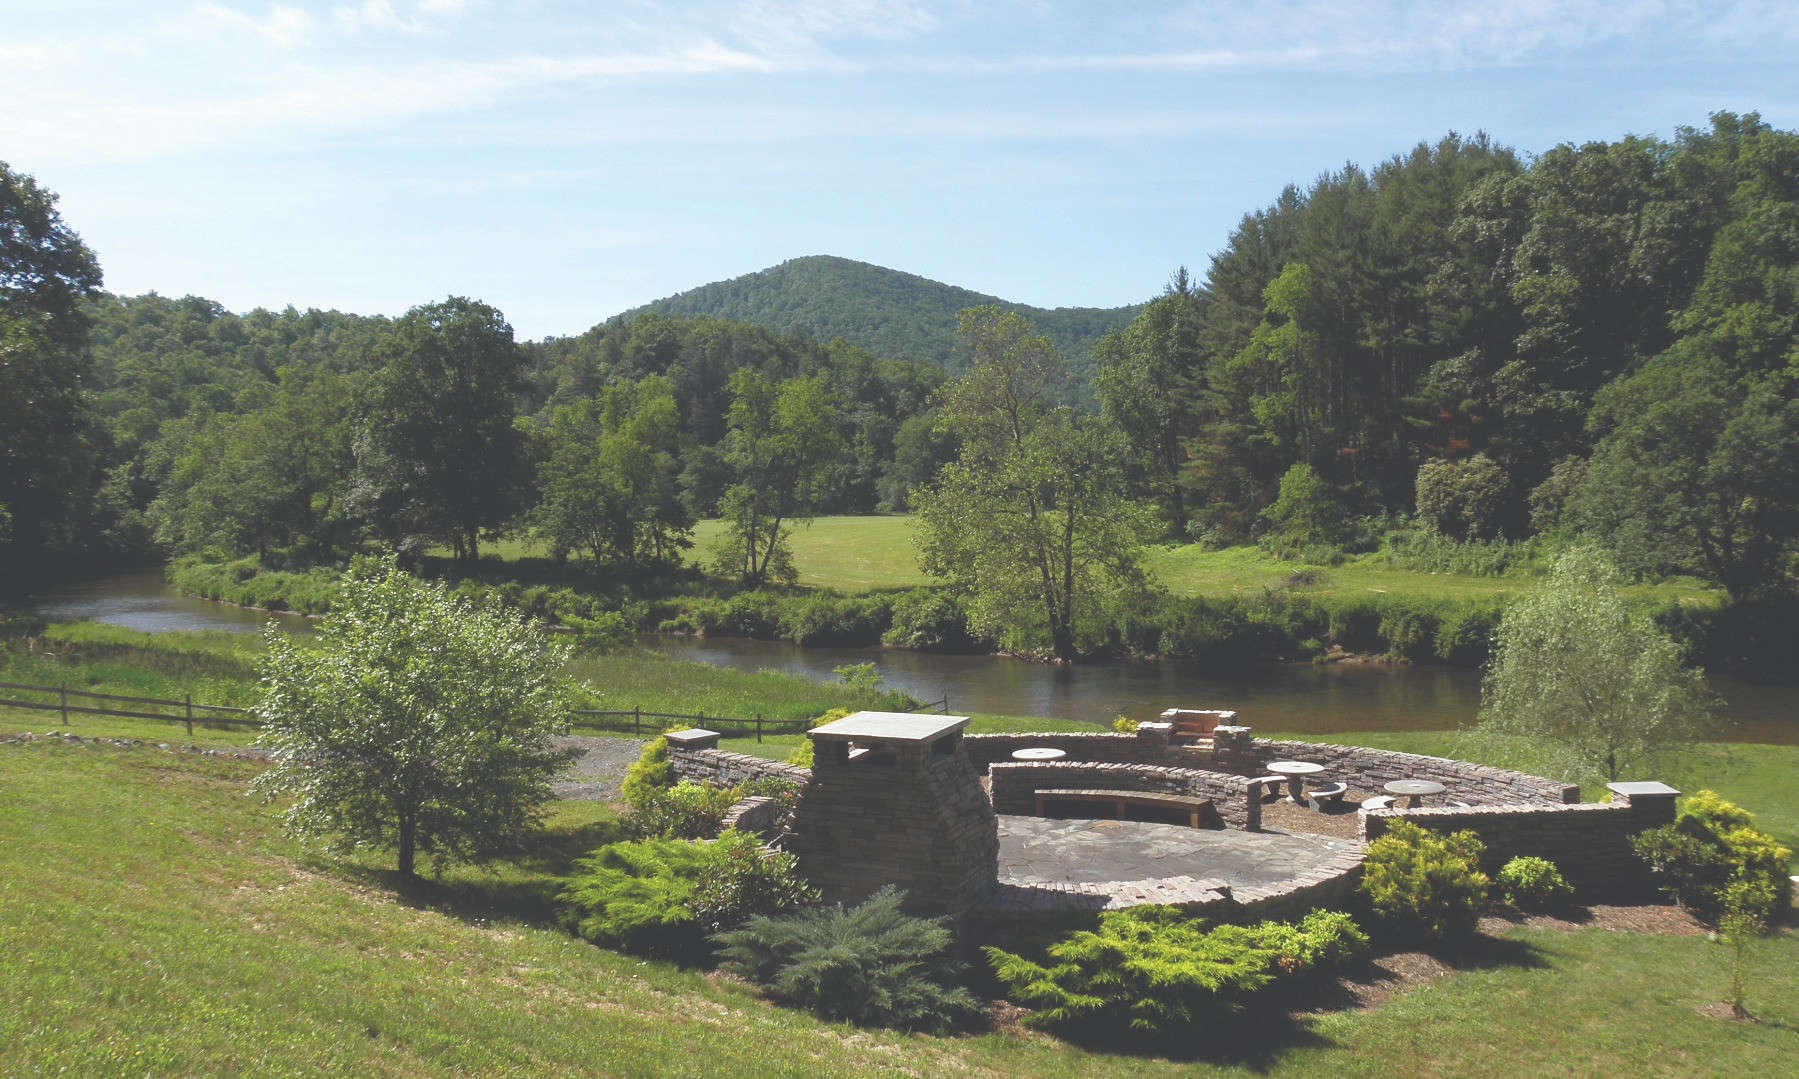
[786, 711, 998, 914]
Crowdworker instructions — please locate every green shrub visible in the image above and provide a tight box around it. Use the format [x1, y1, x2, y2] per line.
[1110, 714, 1140, 734]
[619, 735, 674, 808]
[1415, 453, 1509, 541]
[625, 781, 739, 840]
[985, 906, 1368, 1038]
[1632, 790, 1793, 923]
[1377, 603, 1438, 661]
[688, 831, 818, 933]
[881, 588, 977, 651]
[1496, 856, 1575, 912]
[713, 886, 975, 1032]
[1361, 821, 1490, 939]
[558, 837, 716, 955]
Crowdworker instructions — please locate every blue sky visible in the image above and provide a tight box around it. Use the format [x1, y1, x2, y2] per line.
[7, 1, 1796, 339]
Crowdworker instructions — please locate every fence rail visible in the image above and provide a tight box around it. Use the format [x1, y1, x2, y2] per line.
[0, 680, 256, 734]
[1, 680, 952, 744]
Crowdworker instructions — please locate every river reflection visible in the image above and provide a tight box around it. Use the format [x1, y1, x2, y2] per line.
[23, 574, 1797, 743]
[646, 635, 1799, 745]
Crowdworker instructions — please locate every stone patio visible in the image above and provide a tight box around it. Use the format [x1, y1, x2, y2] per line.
[993, 816, 1352, 891]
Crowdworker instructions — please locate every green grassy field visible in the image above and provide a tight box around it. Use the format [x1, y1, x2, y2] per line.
[3, 742, 1795, 1077]
[675, 516, 1721, 608]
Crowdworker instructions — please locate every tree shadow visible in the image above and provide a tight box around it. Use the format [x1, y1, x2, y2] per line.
[324, 813, 625, 932]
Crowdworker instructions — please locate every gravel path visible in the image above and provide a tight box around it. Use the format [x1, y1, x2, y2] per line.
[552, 734, 646, 802]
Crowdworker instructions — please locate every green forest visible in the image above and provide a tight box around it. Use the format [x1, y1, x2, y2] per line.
[4, 111, 1797, 671]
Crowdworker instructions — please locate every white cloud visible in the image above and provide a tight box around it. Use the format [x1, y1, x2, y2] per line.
[189, 2, 315, 47]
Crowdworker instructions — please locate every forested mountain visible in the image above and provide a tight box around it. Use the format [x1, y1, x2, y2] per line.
[621, 255, 1141, 389]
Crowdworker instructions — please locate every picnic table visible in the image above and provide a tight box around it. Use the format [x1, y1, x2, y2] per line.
[1266, 760, 1325, 804]
[1383, 779, 1447, 808]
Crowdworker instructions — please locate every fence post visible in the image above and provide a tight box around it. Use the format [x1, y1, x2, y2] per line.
[60, 684, 69, 726]
[755, 714, 762, 743]
[633, 705, 641, 735]
[185, 695, 193, 736]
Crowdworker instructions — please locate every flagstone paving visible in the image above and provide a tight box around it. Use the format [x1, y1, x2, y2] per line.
[997, 814, 1362, 890]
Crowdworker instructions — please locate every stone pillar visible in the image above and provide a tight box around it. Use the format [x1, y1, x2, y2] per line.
[664, 728, 720, 751]
[1211, 725, 1254, 772]
[1606, 781, 1681, 828]
[1135, 721, 1173, 754]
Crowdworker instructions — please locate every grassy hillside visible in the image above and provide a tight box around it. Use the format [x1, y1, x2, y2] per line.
[4, 741, 1796, 1076]
[624, 255, 1141, 387]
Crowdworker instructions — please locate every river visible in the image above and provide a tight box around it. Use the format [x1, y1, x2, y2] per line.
[25, 574, 1799, 743]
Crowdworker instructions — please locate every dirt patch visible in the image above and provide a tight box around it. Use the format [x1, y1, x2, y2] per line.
[1259, 791, 1375, 840]
[1480, 904, 1708, 937]
[1696, 1001, 1756, 1022]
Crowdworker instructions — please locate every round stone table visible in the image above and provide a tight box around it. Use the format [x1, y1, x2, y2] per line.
[1011, 747, 1068, 762]
[1384, 778, 1447, 808]
[1267, 760, 1325, 803]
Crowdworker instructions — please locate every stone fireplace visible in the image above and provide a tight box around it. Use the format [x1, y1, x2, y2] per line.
[785, 711, 998, 914]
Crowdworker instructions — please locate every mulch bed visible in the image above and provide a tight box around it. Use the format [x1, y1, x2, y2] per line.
[1257, 789, 1376, 839]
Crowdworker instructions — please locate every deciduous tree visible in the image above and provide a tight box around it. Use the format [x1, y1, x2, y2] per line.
[1475, 546, 1717, 784]
[915, 308, 1155, 660]
[252, 562, 573, 879]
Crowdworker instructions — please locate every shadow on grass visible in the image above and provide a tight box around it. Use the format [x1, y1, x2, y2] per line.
[326, 812, 626, 932]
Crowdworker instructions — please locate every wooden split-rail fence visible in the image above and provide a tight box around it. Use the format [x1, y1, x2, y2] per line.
[0, 680, 952, 744]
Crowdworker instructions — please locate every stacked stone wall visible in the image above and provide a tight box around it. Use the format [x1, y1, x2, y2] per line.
[666, 738, 809, 789]
[964, 732, 1172, 768]
[989, 760, 1262, 831]
[1360, 786, 1679, 900]
[1215, 735, 1579, 806]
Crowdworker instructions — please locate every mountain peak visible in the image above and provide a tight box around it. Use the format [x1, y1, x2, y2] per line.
[622, 256, 1140, 379]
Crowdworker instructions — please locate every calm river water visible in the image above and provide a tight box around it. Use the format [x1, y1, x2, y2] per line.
[27, 574, 1799, 743]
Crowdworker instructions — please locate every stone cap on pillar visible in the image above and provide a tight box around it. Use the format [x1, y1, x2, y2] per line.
[1606, 780, 1680, 804]
[808, 711, 970, 746]
[664, 728, 721, 750]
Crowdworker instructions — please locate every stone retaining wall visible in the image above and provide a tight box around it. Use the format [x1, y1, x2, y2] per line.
[1360, 783, 1680, 900]
[664, 730, 810, 789]
[721, 795, 786, 837]
[964, 730, 1174, 768]
[989, 760, 1262, 831]
[1214, 731, 1579, 806]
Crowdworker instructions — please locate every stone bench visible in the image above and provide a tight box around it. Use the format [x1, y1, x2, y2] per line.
[1250, 775, 1288, 802]
[1306, 781, 1348, 811]
[1033, 788, 1217, 830]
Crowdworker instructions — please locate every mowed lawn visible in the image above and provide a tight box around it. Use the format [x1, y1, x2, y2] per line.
[4, 742, 1797, 1077]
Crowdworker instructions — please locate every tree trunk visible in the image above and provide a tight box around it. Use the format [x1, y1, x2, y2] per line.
[397, 815, 417, 879]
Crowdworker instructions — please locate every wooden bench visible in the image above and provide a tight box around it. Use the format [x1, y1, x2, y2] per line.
[1033, 788, 1216, 829]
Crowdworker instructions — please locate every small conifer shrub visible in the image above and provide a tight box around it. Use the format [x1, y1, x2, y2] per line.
[1361, 821, 1490, 939]
[1496, 856, 1575, 912]
[712, 886, 975, 1031]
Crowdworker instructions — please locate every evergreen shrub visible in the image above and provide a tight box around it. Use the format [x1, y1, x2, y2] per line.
[1361, 821, 1490, 939]
[558, 837, 715, 955]
[713, 886, 975, 1031]
[619, 735, 673, 808]
[1632, 790, 1792, 923]
[1496, 856, 1575, 912]
[985, 906, 1367, 1038]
